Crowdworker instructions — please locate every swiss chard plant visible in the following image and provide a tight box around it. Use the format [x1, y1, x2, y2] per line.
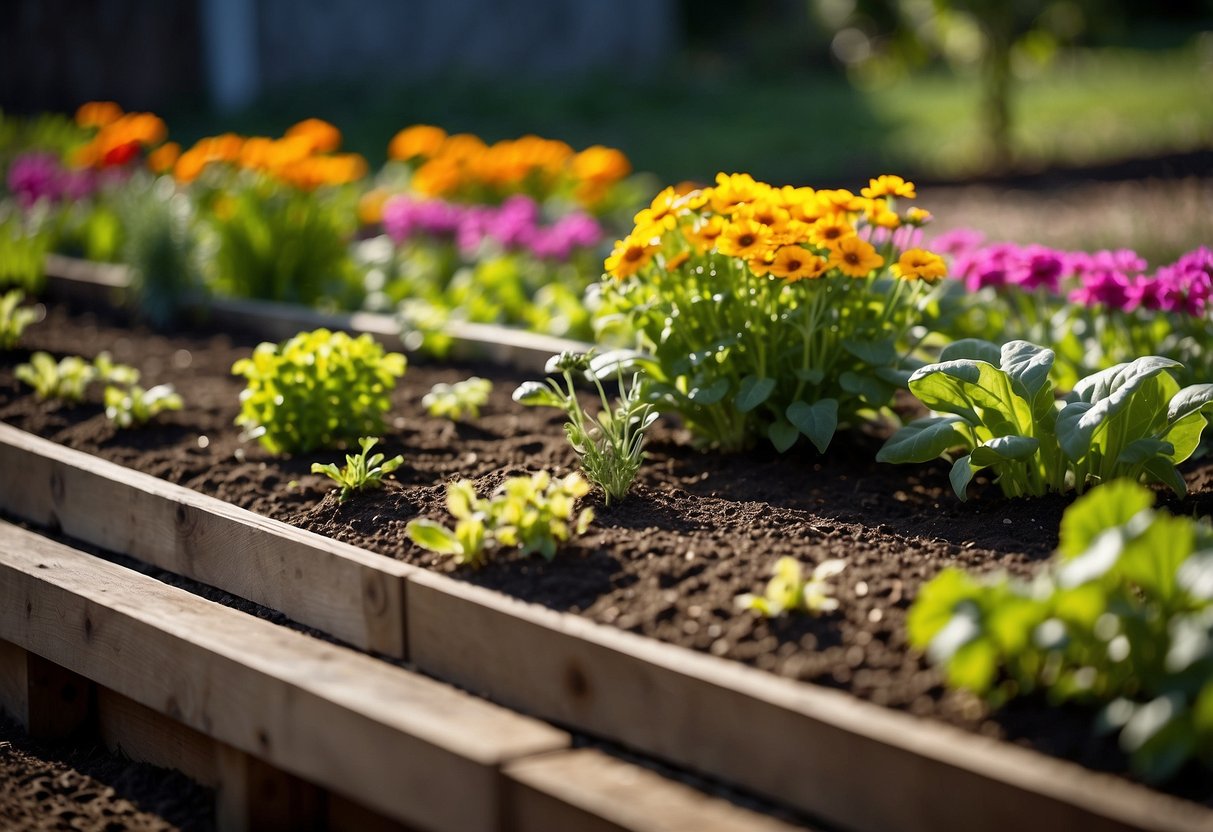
[0, 289, 38, 349]
[232, 329, 406, 455]
[104, 383, 183, 428]
[422, 376, 492, 421]
[878, 339, 1213, 499]
[311, 436, 404, 502]
[513, 350, 657, 503]
[909, 480, 1213, 783]
[738, 556, 847, 617]
[406, 471, 594, 567]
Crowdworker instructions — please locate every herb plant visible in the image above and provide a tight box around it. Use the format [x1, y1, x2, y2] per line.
[104, 383, 183, 427]
[595, 173, 944, 453]
[513, 350, 657, 503]
[406, 471, 594, 567]
[422, 377, 492, 420]
[877, 339, 1213, 499]
[738, 556, 847, 617]
[909, 481, 1213, 783]
[232, 329, 406, 455]
[311, 436, 404, 502]
[0, 289, 38, 349]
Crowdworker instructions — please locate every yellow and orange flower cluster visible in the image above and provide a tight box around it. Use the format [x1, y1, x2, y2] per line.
[387, 124, 630, 207]
[172, 119, 367, 190]
[71, 101, 168, 169]
[606, 173, 943, 284]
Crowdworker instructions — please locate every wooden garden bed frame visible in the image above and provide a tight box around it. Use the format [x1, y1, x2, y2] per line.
[1, 255, 1208, 831]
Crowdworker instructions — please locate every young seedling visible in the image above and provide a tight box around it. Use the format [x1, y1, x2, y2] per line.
[311, 436, 405, 502]
[0, 289, 38, 349]
[422, 376, 492, 420]
[104, 383, 184, 428]
[16, 351, 140, 403]
[406, 471, 593, 567]
[737, 556, 847, 617]
[513, 350, 657, 503]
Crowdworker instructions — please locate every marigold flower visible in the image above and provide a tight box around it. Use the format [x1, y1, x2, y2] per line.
[439, 133, 488, 161]
[891, 249, 947, 282]
[411, 157, 464, 197]
[285, 118, 342, 153]
[358, 188, 390, 226]
[75, 101, 123, 129]
[716, 219, 773, 260]
[861, 174, 916, 200]
[571, 145, 631, 185]
[173, 148, 209, 183]
[388, 124, 448, 161]
[769, 246, 828, 282]
[147, 141, 181, 174]
[828, 236, 884, 278]
[605, 235, 659, 280]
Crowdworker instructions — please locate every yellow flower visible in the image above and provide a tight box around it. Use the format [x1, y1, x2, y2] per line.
[768, 246, 828, 282]
[905, 206, 933, 225]
[605, 235, 659, 280]
[866, 201, 901, 229]
[716, 219, 773, 260]
[891, 249, 947, 282]
[817, 188, 865, 213]
[748, 252, 776, 277]
[665, 250, 691, 272]
[807, 215, 854, 248]
[861, 174, 916, 200]
[285, 118, 342, 153]
[682, 215, 725, 253]
[710, 172, 762, 215]
[388, 124, 448, 161]
[828, 236, 884, 278]
[358, 188, 390, 225]
[633, 186, 681, 237]
[737, 200, 790, 230]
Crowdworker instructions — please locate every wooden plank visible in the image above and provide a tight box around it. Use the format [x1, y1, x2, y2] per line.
[215, 744, 326, 832]
[0, 638, 29, 727]
[25, 650, 95, 740]
[98, 686, 220, 787]
[0, 520, 570, 832]
[0, 422, 411, 657]
[504, 748, 808, 832]
[406, 571, 1213, 832]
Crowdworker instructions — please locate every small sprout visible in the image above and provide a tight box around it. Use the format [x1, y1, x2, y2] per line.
[0, 290, 38, 350]
[513, 349, 657, 503]
[311, 436, 404, 502]
[104, 383, 184, 428]
[93, 351, 141, 386]
[738, 557, 847, 617]
[16, 350, 140, 403]
[423, 376, 493, 420]
[406, 471, 593, 567]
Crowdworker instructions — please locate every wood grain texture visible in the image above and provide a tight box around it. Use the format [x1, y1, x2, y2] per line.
[0, 520, 569, 832]
[98, 686, 220, 787]
[0, 422, 411, 657]
[0, 638, 29, 727]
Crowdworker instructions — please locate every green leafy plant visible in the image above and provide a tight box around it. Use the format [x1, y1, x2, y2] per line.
[422, 377, 492, 420]
[311, 436, 404, 502]
[513, 350, 657, 503]
[103, 383, 183, 428]
[877, 339, 1213, 499]
[117, 176, 197, 326]
[0, 289, 38, 349]
[909, 480, 1213, 782]
[738, 556, 847, 617]
[15, 350, 138, 402]
[232, 329, 406, 455]
[406, 471, 593, 567]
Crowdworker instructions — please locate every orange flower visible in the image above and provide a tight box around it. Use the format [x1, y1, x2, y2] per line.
[605, 235, 659, 280]
[891, 249, 947, 282]
[861, 175, 916, 200]
[388, 124, 448, 161]
[358, 189, 390, 225]
[827, 236, 884, 278]
[664, 250, 691, 272]
[75, 101, 123, 129]
[411, 157, 463, 197]
[147, 142, 181, 175]
[768, 246, 828, 281]
[571, 145, 631, 185]
[285, 118, 342, 153]
[173, 148, 209, 183]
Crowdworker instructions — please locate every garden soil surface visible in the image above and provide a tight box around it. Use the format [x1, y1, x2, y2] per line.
[3, 298, 1213, 807]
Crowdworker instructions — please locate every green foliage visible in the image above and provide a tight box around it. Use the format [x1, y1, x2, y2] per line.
[909, 481, 1213, 782]
[15, 350, 138, 402]
[737, 556, 847, 618]
[117, 176, 197, 326]
[310, 436, 404, 502]
[406, 471, 594, 567]
[513, 350, 657, 503]
[878, 339, 1213, 499]
[0, 289, 37, 349]
[232, 329, 406, 455]
[0, 212, 50, 291]
[422, 376, 492, 421]
[104, 383, 183, 428]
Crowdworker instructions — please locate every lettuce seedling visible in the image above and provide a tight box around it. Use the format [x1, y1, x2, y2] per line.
[406, 471, 594, 567]
[104, 383, 184, 428]
[15, 351, 136, 402]
[311, 436, 404, 502]
[0, 290, 38, 350]
[513, 350, 657, 503]
[909, 480, 1213, 783]
[737, 556, 847, 617]
[879, 339, 1213, 499]
[422, 377, 492, 420]
[232, 329, 406, 455]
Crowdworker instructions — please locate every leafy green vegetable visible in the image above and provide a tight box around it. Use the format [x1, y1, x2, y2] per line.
[513, 350, 657, 503]
[737, 556, 847, 617]
[232, 329, 406, 455]
[406, 471, 593, 567]
[0, 289, 38, 349]
[909, 481, 1213, 782]
[104, 383, 183, 428]
[879, 339, 1213, 499]
[310, 436, 404, 502]
[15, 350, 138, 402]
[422, 377, 492, 421]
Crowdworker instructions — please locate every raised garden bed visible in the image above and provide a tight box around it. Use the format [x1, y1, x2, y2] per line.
[2, 261, 1212, 830]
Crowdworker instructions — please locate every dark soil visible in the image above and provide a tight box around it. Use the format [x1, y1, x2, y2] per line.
[3, 299, 1213, 806]
[0, 713, 212, 832]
